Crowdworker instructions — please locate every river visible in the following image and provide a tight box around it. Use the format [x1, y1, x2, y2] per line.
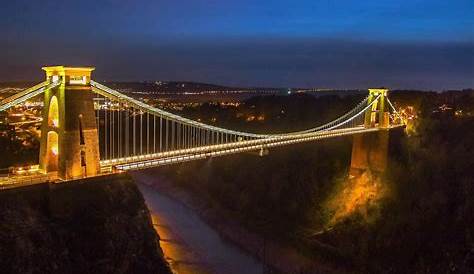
[133, 173, 264, 274]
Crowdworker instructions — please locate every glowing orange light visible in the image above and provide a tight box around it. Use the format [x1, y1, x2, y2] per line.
[48, 96, 59, 127]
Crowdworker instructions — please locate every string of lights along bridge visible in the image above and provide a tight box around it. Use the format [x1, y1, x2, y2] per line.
[0, 66, 404, 186]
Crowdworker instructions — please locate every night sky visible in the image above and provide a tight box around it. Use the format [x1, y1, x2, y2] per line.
[1, 0, 473, 90]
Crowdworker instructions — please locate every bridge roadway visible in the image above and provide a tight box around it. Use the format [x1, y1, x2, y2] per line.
[102, 125, 398, 171]
[1, 125, 400, 188]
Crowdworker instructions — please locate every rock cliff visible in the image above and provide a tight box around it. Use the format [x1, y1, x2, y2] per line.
[0, 174, 171, 274]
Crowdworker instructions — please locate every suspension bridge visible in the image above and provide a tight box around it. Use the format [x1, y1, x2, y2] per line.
[0, 66, 403, 187]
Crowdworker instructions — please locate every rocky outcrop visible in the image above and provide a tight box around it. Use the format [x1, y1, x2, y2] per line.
[0, 174, 171, 274]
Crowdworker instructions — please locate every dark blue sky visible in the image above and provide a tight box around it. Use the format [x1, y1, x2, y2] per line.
[1, 0, 473, 89]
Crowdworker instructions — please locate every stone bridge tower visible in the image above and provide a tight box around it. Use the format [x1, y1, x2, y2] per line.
[39, 66, 100, 180]
[364, 88, 389, 128]
[350, 88, 390, 177]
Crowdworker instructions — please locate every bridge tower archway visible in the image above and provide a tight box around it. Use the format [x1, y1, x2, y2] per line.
[364, 88, 389, 128]
[44, 131, 59, 172]
[38, 66, 100, 180]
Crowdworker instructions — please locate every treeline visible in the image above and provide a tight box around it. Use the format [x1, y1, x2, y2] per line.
[181, 93, 365, 134]
[362, 92, 474, 272]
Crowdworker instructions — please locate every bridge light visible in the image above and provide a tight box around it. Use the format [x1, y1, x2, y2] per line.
[51, 145, 58, 156]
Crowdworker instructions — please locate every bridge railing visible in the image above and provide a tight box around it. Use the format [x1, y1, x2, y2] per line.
[0, 173, 57, 190]
[112, 126, 384, 171]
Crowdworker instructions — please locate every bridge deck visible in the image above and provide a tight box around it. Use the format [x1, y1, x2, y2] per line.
[104, 126, 398, 171]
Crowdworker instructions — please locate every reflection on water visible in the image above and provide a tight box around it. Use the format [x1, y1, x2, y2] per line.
[135, 174, 264, 274]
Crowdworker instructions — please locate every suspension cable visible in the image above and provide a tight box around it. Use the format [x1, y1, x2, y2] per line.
[91, 81, 372, 139]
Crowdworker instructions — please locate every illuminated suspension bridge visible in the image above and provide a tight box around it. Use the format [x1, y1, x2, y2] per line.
[0, 66, 403, 186]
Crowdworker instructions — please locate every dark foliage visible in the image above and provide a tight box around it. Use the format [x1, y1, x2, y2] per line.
[160, 91, 474, 273]
[0, 174, 171, 274]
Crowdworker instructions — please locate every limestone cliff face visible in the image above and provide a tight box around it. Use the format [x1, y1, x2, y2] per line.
[0, 174, 171, 274]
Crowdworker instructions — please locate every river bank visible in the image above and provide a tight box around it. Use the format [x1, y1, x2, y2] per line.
[131, 170, 345, 274]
